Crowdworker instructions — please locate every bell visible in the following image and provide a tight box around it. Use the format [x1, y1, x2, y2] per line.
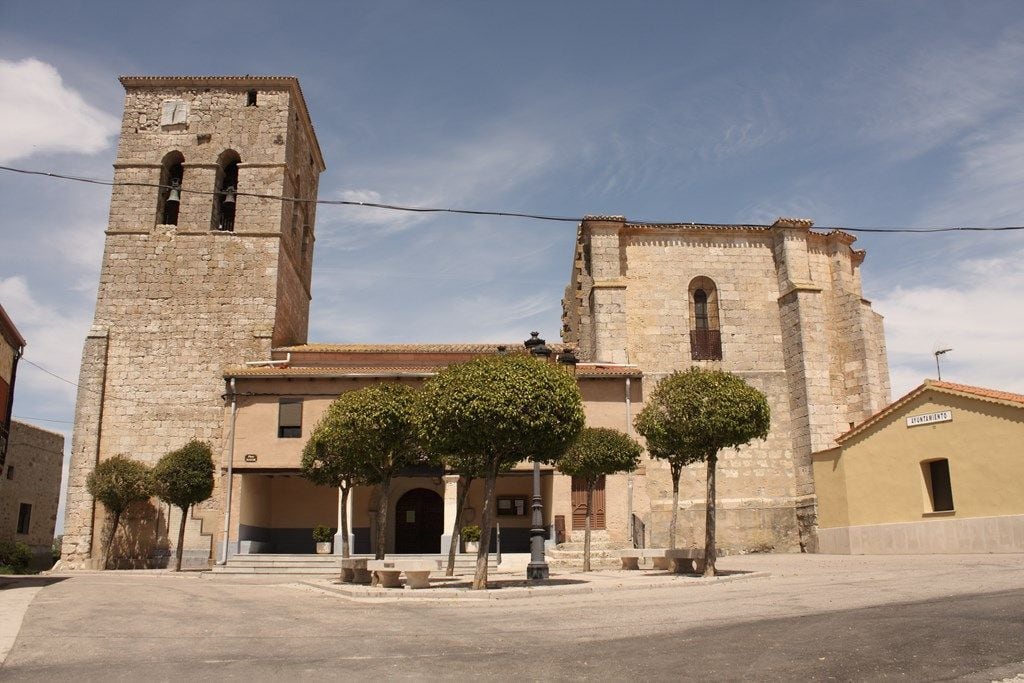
[222, 185, 236, 205]
[166, 180, 181, 204]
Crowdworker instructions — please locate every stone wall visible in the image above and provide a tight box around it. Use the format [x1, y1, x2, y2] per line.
[562, 216, 891, 553]
[62, 78, 323, 569]
[0, 421, 64, 559]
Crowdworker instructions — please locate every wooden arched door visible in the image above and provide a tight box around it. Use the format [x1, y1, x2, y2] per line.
[394, 488, 444, 554]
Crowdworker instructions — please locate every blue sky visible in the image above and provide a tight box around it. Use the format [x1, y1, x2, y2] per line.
[2, 2, 1024, 524]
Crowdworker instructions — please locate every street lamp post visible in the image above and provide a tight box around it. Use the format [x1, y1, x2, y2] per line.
[934, 348, 953, 380]
[524, 332, 551, 581]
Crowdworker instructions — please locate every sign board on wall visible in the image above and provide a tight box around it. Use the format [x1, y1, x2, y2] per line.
[906, 410, 953, 428]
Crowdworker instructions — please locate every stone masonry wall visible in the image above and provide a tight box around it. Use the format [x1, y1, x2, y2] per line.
[564, 218, 891, 553]
[0, 421, 64, 554]
[62, 81, 321, 569]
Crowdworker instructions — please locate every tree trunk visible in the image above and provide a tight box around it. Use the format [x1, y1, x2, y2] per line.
[375, 474, 391, 561]
[446, 475, 473, 577]
[583, 480, 594, 572]
[175, 504, 188, 572]
[473, 464, 499, 590]
[669, 462, 682, 550]
[103, 510, 121, 570]
[340, 483, 351, 559]
[703, 451, 718, 577]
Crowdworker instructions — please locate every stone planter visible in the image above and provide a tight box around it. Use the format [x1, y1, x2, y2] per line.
[464, 541, 479, 553]
[316, 542, 332, 554]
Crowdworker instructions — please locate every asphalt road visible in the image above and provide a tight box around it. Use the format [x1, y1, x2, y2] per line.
[3, 554, 1023, 681]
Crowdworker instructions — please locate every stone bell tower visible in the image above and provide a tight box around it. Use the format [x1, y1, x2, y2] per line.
[62, 76, 325, 568]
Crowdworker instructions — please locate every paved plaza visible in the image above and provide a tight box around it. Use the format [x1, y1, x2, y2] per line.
[1, 553, 1023, 680]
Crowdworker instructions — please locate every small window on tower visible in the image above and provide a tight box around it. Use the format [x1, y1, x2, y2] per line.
[246, 89, 257, 106]
[278, 398, 303, 438]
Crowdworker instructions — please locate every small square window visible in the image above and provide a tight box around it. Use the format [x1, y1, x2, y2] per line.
[278, 398, 302, 438]
[5, 465, 12, 480]
[17, 503, 31, 535]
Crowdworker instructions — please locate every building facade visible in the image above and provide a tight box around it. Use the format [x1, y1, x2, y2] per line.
[814, 380, 1024, 554]
[62, 76, 325, 568]
[0, 303, 26, 473]
[562, 216, 891, 551]
[0, 421, 64, 567]
[62, 76, 892, 568]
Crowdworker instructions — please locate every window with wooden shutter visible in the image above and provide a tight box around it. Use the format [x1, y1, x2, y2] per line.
[278, 398, 303, 438]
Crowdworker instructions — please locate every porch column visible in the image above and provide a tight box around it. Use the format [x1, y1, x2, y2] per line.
[333, 485, 356, 555]
[440, 474, 460, 554]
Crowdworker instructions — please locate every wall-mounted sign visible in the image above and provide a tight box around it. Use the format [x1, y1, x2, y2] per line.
[244, 454, 258, 463]
[906, 410, 952, 428]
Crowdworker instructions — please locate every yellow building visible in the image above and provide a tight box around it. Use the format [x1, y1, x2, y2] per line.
[813, 380, 1024, 554]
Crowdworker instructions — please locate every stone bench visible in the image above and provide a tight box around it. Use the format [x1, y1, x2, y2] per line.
[340, 558, 372, 584]
[366, 559, 439, 589]
[619, 548, 714, 574]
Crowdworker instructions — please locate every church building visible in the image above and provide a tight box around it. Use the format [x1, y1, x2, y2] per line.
[61, 76, 890, 569]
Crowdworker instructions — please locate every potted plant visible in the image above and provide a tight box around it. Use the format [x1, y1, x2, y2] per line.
[461, 524, 481, 553]
[313, 525, 334, 554]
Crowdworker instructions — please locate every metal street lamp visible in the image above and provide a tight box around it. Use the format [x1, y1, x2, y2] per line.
[525, 332, 551, 580]
[934, 348, 953, 380]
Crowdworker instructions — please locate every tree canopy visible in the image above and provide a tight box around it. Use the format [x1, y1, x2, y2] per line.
[153, 440, 215, 571]
[418, 353, 584, 588]
[315, 383, 423, 560]
[635, 367, 770, 575]
[558, 427, 642, 571]
[86, 455, 152, 569]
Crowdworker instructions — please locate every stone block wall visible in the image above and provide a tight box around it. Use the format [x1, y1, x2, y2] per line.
[0, 421, 64, 558]
[562, 217, 891, 552]
[62, 78, 323, 569]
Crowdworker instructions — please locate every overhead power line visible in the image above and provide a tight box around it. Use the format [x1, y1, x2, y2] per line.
[2, 163, 1023, 234]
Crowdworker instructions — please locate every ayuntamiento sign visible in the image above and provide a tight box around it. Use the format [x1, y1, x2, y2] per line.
[906, 410, 953, 428]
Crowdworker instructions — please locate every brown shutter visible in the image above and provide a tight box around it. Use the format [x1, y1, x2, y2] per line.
[571, 476, 606, 530]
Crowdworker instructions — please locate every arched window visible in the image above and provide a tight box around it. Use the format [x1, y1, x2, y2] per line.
[688, 276, 722, 360]
[213, 150, 240, 232]
[156, 151, 184, 226]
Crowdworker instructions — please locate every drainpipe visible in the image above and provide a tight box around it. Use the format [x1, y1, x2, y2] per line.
[625, 376, 633, 544]
[218, 378, 238, 565]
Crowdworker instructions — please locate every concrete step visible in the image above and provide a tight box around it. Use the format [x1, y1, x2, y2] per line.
[545, 548, 623, 560]
[550, 541, 623, 552]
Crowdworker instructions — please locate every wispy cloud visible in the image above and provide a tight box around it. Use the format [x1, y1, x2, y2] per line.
[873, 248, 1024, 396]
[0, 58, 119, 163]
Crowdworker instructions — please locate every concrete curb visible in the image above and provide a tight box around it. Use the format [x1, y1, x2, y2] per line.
[299, 570, 771, 602]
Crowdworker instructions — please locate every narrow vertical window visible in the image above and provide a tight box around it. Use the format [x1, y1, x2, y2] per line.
[694, 289, 709, 331]
[213, 150, 240, 232]
[688, 277, 722, 360]
[278, 398, 303, 438]
[923, 459, 954, 512]
[17, 503, 31, 534]
[246, 89, 257, 106]
[156, 151, 185, 226]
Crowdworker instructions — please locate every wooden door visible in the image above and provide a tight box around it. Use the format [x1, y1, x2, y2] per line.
[394, 488, 443, 554]
[571, 476, 606, 530]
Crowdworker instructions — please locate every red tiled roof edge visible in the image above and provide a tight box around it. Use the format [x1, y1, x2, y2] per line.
[835, 378, 1024, 444]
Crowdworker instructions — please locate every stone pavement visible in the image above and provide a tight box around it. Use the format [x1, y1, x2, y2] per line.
[3, 553, 1023, 679]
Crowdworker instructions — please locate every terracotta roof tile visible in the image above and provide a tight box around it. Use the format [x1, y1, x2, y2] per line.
[835, 379, 1024, 444]
[225, 362, 640, 379]
[276, 342, 569, 354]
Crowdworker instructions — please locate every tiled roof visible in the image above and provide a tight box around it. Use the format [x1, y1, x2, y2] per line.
[276, 342, 568, 354]
[224, 362, 640, 379]
[225, 365, 439, 378]
[835, 379, 1024, 443]
[0, 302, 26, 348]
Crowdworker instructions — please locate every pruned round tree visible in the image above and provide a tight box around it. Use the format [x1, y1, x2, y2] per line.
[300, 399, 371, 559]
[152, 439, 215, 572]
[634, 368, 770, 576]
[557, 427, 642, 571]
[417, 353, 584, 589]
[316, 383, 422, 561]
[86, 455, 152, 569]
